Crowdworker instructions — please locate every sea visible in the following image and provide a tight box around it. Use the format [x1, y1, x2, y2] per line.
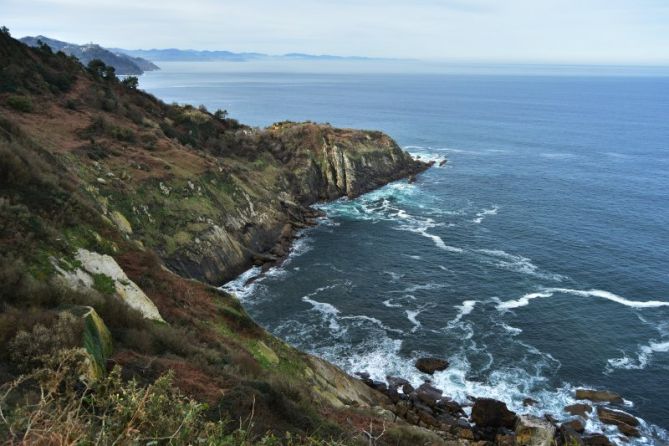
[139, 61, 669, 444]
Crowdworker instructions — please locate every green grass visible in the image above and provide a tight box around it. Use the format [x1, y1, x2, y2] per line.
[92, 273, 115, 295]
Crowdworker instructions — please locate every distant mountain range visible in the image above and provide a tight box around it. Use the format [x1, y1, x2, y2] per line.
[20, 36, 160, 75]
[21, 35, 383, 69]
[113, 48, 378, 62]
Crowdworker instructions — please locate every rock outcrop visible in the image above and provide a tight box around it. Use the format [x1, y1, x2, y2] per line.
[55, 249, 164, 321]
[515, 415, 556, 446]
[415, 357, 450, 375]
[471, 398, 517, 430]
[575, 389, 623, 404]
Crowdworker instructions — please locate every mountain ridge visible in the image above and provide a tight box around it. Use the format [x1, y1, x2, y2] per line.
[20, 35, 160, 74]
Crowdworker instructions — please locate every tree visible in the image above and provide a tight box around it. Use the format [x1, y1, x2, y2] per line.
[0, 26, 10, 36]
[214, 109, 228, 121]
[121, 76, 139, 89]
[87, 59, 116, 81]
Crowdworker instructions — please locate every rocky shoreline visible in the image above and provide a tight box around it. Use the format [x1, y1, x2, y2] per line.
[355, 357, 644, 446]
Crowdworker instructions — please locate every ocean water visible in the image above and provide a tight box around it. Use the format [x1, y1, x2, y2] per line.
[140, 63, 669, 444]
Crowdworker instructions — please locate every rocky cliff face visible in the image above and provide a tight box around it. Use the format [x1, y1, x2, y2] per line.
[0, 30, 434, 444]
[160, 123, 428, 285]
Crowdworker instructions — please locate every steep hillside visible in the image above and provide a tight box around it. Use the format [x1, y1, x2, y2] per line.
[0, 28, 440, 444]
[21, 35, 159, 75]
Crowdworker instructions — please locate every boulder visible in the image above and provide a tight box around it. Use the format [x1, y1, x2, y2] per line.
[575, 389, 623, 404]
[523, 398, 539, 407]
[596, 407, 639, 427]
[564, 403, 592, 418]
[415, 357, 449, 374]
[596, 407, 640, 437]
[439, 159, 448, 167]
[561, 418, 585, 434]
[558, 426, 584, 446]
[403, 382, 415, 395]
[617, 423, 640, 438]
[471, 398, 517, 429]
[582, 434, 612, 446]
[415, 382, 443, 407]
[438, 398, 467, 417]
[515, 415, 556, 446]
[387, 376, 411, 390]
[496, 433, 516, 446]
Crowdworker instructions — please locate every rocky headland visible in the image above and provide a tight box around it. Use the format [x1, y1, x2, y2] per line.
[0, 28, 649, 445]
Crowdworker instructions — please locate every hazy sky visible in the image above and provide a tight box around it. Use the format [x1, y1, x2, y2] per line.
[3, 0, 669, 64]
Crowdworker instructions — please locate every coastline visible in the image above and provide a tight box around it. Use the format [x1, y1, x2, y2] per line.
[222, 171, 665, 446]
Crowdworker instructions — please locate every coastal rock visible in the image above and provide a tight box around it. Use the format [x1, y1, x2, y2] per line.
[387, 376, 411, 391]
[523, 398, 538, 407]
[54, 248, 164, 321]
[415, 382, 444, 407]
[415, 357, 450, 374]
[515, 415, 556, 446]
[582, 434, 613, 446]
[471, 398, 517, 429]
[559, 426, 584, 446]
[560, 418, 585, 434]
[564, 403, 592, 418]
[575, 389, 623, 404]
[617, 423, 641, 438]
[596, 407, 639, 427]
[495, 433, 516, 446]
[438, 398, 467, 417]
[439, 159, 448, 167]
[596, 407, 640, 437]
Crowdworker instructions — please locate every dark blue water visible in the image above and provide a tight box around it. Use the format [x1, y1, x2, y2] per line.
[140, 64, 669, 444]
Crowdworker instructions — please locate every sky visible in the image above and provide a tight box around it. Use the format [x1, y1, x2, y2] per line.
[3, 0, 669, 64]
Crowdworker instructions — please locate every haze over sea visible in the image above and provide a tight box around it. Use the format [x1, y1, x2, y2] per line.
[140, 61, 669, 444]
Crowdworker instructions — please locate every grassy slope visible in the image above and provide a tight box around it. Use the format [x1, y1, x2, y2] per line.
[0, 29, 442, 445]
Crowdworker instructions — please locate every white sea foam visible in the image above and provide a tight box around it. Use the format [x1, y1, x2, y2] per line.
[384, 271, 403, 281]
[392, 282, 446, 294]
[301, 285, 342, 333]
[498, 288, 669, 311]
[394, 210, 464, 253]
[477, 249, 566, 281]
[607, 340, 669, 372]
[220, 266, 263, 301]
[340, 315, 403, 334]
[500, 323, 523, 335]
[539, 152, 578, 160]
[497, 291, 554, 310]
[472, 206, 499, 224]
[382, 298, 403, 308]
[450, 300, 478, 325]
[406, 309, 422, 332]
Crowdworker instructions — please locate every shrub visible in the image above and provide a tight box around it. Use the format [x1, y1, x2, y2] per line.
[92, 273, 116, 295]
[5, 95, 33, 112]
[121, 76, 139, 89]
[8, 312, 82, 371]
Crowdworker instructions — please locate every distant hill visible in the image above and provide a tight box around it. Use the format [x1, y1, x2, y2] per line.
[113, 48, 266, 62]
[115, 47, 378, 62]
[20, 35, 159, 75]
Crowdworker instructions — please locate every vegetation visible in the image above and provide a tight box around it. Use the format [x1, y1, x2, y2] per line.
[5, 95, 32, 112]
[0, 28, 422, 445]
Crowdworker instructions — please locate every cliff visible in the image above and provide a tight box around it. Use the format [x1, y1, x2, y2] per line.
[0, 29, 438, 444]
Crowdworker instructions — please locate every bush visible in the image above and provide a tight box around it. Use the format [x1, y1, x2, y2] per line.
[121, 76, 139, 89]
[8, 312, 82, 371]
[5, 95, 33, 112]
[0, 353, 345, 445]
